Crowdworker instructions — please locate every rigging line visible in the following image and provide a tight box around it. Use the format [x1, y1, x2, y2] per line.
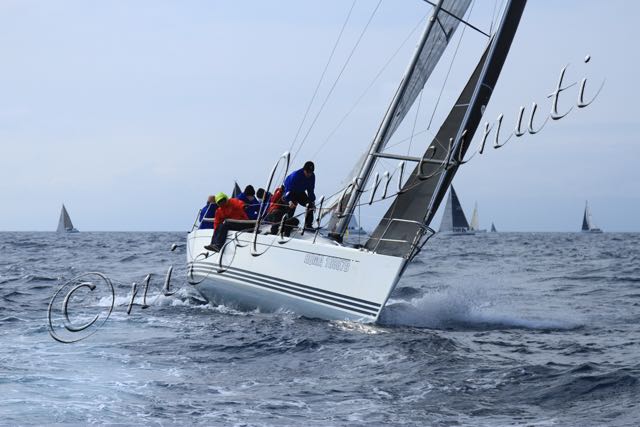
[421, 0, 490, 38]
[408, 89, 425, 156]
[384, 127, 432, 150]
[426, 0, 475, 130]
[491, 0, 507, 36]
[489, 0, 499, 35]
[292, 0, 383, 162]
[288, 0, 357, 154]
[311, 12, 428, 160]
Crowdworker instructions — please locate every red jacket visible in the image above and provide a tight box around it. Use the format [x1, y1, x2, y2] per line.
[267, 187, 287, 215]
[214, 198, 249, 230]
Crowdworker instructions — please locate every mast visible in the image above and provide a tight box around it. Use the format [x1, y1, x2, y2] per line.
[330, 0, 461, 241]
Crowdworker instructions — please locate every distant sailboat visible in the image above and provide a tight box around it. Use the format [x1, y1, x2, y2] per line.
[439, 186, 474, 235]
[469, 202, 487, 233]
[231, 182, 242, 198]
[581, 201, 602, 233]
[490, 222, 497, 232]
[346, 216, 367, 236]
[57, 204, 79, 233]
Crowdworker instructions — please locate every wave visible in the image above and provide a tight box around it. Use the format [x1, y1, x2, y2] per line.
[390, 286, 422, 300]
[529, 366, 640, 407]
[379, 286, 581, 331]
[23, 274, 59, 283]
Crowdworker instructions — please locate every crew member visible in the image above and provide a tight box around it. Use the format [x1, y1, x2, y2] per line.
[198, 195, 217, 230]
[265, 185, 298, 236]
[237, 185, 261, 220]
[282, 161, 316, 230]
[204, 192, 252, 252]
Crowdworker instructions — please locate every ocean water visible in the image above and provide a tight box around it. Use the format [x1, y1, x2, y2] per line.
[1, 231, 639, 426]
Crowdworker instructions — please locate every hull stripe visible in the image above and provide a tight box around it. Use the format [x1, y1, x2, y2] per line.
[189, 265, 380, 317]
[189, 262, 381, 309]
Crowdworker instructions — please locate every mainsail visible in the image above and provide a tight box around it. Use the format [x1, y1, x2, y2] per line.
[365, 0, 526, 258]
[490, 222, 497, 232]
[329, 0, 473, 238]
[57, 204, 77, 233]
[438, 186, 470, 233]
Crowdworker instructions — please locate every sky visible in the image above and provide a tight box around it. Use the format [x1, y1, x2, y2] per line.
[0, 0, 638, 232]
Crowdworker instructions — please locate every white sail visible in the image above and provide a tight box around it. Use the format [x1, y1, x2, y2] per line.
[469, 202, 480, 231]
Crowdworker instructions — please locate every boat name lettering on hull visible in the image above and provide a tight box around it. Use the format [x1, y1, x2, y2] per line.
[303, 254, 351, 272]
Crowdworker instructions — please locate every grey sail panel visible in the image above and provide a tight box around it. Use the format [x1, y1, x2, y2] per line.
[490, 222, 497, 232]
[365, 0, 526, 257]
[365, 48, 489, 254]
[329, 0, 471, 236]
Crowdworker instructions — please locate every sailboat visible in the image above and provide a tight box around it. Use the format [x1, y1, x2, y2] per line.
[438, 186, 474, 235]
[581, 201, 603, 233]
[186, 0, 527, 322]
[469, 202, 487, 233]
[490, 222, 497, 232]
[231, 182, 242, 198]
[346, 216, 367, 236]
[57, 204, 79, 233]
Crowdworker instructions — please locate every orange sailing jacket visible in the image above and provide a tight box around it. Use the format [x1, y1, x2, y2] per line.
[214, 198, 249, 230]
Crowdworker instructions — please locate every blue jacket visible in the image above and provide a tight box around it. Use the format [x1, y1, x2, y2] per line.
[283, 168, 315, 202]
[198, 202, 217, 229]
[237, 192, 261, 220]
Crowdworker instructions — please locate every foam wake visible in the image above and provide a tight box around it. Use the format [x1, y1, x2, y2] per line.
[379, 286, 581, 330]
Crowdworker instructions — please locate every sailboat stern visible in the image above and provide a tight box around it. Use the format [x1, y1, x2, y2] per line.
[186, 230, 405, 322]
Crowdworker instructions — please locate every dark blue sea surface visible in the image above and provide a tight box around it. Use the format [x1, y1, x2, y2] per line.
[1, 231, 639, 426]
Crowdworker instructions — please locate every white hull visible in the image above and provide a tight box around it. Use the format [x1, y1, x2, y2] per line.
[582, 229, 603, 234]
[186, 230, 405, 322]
[440, 231, 476, 236]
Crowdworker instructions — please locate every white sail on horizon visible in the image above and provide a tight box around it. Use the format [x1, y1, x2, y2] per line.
[469, 202, 480, 231]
